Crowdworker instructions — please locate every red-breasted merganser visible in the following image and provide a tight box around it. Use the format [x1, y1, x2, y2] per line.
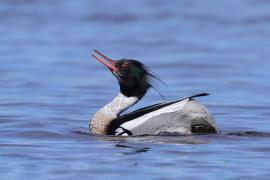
[89, 50, 219, 136]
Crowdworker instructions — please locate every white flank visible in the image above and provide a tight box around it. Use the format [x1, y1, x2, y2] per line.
[120, 98, 189, 130]
[115, 128, 124, 135]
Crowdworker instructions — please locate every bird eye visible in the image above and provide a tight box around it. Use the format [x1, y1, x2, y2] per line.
[121, 62, 129, 68]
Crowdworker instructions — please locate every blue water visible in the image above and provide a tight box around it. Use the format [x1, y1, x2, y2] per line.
[1, 0, 270, 179]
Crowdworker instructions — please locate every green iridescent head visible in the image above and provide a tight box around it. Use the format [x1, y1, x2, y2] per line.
[91, 50, 158, 99]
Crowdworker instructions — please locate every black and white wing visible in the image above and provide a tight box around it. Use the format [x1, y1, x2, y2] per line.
[107, 93, 209, 135]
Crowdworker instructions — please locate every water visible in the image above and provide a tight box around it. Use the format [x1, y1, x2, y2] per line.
[1, 0, 270, 179]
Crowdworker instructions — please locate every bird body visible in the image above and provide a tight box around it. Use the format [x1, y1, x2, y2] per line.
[89, 50, 219, 136]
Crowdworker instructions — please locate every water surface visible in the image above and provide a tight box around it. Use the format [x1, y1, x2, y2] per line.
[1, 0, 270, 179]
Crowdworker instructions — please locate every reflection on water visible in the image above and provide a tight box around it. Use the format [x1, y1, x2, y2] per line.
[1, 0, 270, 179]
[73, 129, 270, 145]
[115, 144, 150, 155]
[226, 131, 270, 137]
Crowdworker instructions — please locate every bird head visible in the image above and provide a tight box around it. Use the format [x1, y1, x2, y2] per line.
[91, 50, 156, 99]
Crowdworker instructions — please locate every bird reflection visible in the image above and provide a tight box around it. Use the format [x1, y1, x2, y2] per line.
[115, 143, 150, 155]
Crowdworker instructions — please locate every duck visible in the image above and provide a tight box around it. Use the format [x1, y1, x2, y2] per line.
[89, 50, 219, 136]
